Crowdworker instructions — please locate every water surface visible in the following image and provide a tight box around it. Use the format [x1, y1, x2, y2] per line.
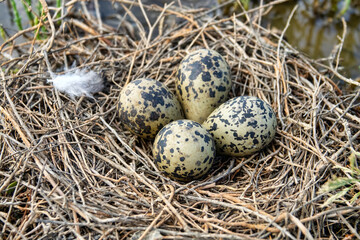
[1, 0, 359, 88]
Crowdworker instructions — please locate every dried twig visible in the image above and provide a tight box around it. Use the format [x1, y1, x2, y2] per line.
[0, 0, 359, 239]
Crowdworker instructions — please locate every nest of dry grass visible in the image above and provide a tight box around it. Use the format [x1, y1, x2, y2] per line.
[1, 1, 360, 239]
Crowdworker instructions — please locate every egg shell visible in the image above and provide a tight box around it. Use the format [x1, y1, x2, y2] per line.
[118, 78, 184, 139]
[176, 49, 231, 123]
[153, 120, 216, 181]
[202, 96, 277, 157]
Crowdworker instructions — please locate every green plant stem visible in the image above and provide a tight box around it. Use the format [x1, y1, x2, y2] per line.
[10, 0, 23, 30]
[0, 25, 7, 41]
[56, 0, 61, 10]
[240, 0, 249, 10]
[22, 0, 34, 26]
[338, 0, 351, 17]
[56, 0, 62, 22]
[36, 1, 47, 40]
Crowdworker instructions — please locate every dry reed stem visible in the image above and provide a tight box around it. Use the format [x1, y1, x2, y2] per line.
[1, 0, 359, 239]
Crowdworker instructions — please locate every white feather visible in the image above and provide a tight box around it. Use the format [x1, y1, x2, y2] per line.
[48, 68, 104, 98]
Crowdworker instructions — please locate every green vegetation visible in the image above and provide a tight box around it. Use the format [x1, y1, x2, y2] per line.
[56, 0, 62, 20]
[22, 0, 34, 26]
[0, 25, 7, 41]
[35, 1, 48, 39]
[239, 0, 249, 10]
[6, 181, 18, 196]
[308, 0, 355, 19]
[338, 0, 352, 17]
[7, 0, 58, 40]
[218, 0, 355, 19]
[218, 0, 250, 16]
[320, 151, 360, 207]
[10, 0, 23, 30]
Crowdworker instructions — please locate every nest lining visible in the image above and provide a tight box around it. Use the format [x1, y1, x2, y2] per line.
[0, 1, 359, 239]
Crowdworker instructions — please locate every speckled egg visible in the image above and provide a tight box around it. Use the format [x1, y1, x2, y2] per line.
[153, 120, 216, 181]
[176, 49, 231, 123]
[202, 96, 277, 157]
[118, 78, 184, 139]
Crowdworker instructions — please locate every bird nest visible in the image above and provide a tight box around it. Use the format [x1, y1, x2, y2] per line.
[1, 1, 360, 239]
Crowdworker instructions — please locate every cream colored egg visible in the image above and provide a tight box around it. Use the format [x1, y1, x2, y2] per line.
[118, 78, 184, 139]
[202, 96, 277, 156]
[153, 120, 215, 181]
[176, 49, 231, 123]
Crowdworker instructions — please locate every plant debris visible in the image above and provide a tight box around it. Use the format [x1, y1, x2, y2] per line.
[0, 0, 359, 239]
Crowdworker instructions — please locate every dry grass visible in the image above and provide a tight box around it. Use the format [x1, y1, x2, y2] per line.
[1, 0, 360, 239]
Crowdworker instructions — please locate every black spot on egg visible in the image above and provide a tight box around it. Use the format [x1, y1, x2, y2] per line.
[150, 111, 160, 121]
[209, 88, 216, 98]
[247, 120, 258, 128]
[203, 134, 211, 144]
[216, 85, 226, 92]
[219, 117, 231, 125]
[202, 56, 213, 69]
[208, 122, 218, 131]
[213, 70, 223, 78]
[133, 80, 142, 85]
[188, 61, 203, 80]
[191, 88, 199, 99]
[202, 71, 211, 82]
[130, 109, 137, 117]
[141, 91, 164, 108]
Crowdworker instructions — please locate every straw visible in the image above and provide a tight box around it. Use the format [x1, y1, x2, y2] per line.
[1, 0, 359, 239]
